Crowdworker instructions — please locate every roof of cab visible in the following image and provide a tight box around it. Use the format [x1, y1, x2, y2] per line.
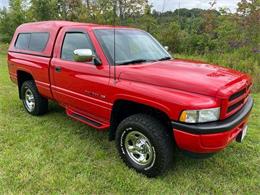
[16, 20, 99, 31]
[16, 20, 136, 32]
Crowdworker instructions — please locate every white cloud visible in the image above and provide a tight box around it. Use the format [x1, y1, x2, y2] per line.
[0, 0, 8, 8]
[149, 0, 241, 12]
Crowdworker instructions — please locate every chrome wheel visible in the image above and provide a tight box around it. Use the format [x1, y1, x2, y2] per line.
[124, 130, 155, 166]
[24, 88, 35, 112]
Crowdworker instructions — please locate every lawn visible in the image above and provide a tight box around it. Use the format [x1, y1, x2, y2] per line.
[0, 45, 259, 194]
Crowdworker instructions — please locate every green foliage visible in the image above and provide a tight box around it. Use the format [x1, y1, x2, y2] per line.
[29, 0, 58, 21]
[0, 0, 27, 42]
[154, 22, 181, 52]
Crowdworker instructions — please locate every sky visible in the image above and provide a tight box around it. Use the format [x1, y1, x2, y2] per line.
[0, 0, 8, 8]
[0, 0, 240, 12]
[149, 0, 240, 12]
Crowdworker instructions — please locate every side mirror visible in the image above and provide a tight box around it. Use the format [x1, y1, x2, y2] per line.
[73, 49, 93, 62]
[164, 46, 169, 51]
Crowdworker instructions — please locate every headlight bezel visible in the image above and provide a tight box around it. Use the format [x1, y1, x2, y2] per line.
[179, 107, 220, 123]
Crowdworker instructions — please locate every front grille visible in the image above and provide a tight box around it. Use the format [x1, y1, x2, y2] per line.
[223, 82, 251, 118]
[229, 88, 246, 101]
[227, 99, 245, 113]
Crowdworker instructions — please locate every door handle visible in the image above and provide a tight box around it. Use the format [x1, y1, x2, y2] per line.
[55, 66, 62, 72]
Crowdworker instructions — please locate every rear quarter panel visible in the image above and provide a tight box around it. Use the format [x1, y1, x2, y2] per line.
[8, 52, 52, 99]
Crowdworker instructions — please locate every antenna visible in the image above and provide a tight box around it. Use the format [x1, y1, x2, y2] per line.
[113, 0, 117, 84]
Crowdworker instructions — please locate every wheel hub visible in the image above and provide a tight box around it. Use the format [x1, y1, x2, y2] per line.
[124, 131, 155, 166]
[24, 88, 35, 112]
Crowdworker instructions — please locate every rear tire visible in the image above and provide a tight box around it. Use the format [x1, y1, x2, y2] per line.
[21, 80, 48, 116]
[115, 114, 173, 177]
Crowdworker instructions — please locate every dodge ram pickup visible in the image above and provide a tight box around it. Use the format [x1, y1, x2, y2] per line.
[7, 21, 253, 177]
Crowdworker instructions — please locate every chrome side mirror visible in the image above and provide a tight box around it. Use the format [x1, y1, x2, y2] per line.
[164, 46, 169, 51]
[73, 49, 93, 62]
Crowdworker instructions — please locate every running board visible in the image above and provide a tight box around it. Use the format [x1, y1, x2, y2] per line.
[66, 108, 109, 130]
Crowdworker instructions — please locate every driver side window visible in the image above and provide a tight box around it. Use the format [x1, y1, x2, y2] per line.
[61, 32, 93, 61]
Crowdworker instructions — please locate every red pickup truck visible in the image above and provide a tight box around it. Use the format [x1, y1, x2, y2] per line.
[8, 21, 253, 177]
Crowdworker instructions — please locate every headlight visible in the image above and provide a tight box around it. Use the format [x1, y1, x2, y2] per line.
[179, 108, 220, 123]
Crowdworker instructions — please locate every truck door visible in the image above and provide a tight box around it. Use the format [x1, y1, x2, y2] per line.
[50, 27, 112, 124]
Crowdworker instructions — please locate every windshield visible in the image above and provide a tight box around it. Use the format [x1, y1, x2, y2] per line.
[94, 29, 171, 65]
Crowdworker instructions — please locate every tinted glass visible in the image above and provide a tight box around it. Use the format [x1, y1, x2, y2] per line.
[15, 33, 30, 50]
[29, 33, 49, 51]
[61, 32, 93, 61]
[15, 32, 49, 52]
[94, 29, 171, 65]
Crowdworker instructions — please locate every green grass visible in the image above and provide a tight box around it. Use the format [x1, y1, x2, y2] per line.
[0, 45, 259, 194]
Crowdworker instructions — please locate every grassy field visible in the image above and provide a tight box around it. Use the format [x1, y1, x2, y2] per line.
[0, 45, 259, 194]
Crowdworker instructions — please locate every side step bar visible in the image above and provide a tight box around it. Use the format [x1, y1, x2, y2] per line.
[66, 108, 109, 130]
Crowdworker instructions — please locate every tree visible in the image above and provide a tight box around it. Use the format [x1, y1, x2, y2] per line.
[237, 0, 260, 50]
[0, 0, 27, 42]
[29, 0, 58, 21]
[0, 8, 12, 42]
[154, 22, 181, 52]
[57, 0, 87, 21]
[9, 0, 27, 25]
[136, 2, 156, 32]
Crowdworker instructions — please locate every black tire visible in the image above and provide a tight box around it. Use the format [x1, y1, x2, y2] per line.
[21, 80, 48, 116]
[115, 114, 173, 177]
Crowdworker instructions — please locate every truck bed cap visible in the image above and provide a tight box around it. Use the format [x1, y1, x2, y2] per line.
[16, 20, 98, 31]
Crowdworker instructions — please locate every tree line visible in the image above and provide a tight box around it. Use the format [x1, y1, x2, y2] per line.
[0, 0, 259, 91]
[0, 0, 150, 42]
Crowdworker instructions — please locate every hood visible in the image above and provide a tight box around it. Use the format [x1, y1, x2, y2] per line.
[118, 59, 246, 97]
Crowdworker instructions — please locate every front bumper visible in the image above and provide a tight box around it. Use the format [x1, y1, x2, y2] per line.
[172, 96, 253, 153]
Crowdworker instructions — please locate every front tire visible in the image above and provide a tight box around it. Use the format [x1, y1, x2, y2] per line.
[115, 114, 173, 177]
[21, 80, 48, 116]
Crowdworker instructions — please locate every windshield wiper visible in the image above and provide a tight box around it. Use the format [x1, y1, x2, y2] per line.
[117, 59, 150, 65]
[157, 57, 171, 61]
[117, 57, 171, 65]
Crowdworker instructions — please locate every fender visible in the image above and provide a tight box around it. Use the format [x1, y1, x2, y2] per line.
[113, 93, 173, 119]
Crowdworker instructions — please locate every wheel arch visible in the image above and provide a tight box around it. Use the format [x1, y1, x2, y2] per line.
[17, 70, 34, 99]
[109, 98, 173, 141]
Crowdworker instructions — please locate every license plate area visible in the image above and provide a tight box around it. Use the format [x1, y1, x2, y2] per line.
[236, 125, 248, 143]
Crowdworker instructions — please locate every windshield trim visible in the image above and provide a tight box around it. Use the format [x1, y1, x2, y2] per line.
[93, 29, 172, 66]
